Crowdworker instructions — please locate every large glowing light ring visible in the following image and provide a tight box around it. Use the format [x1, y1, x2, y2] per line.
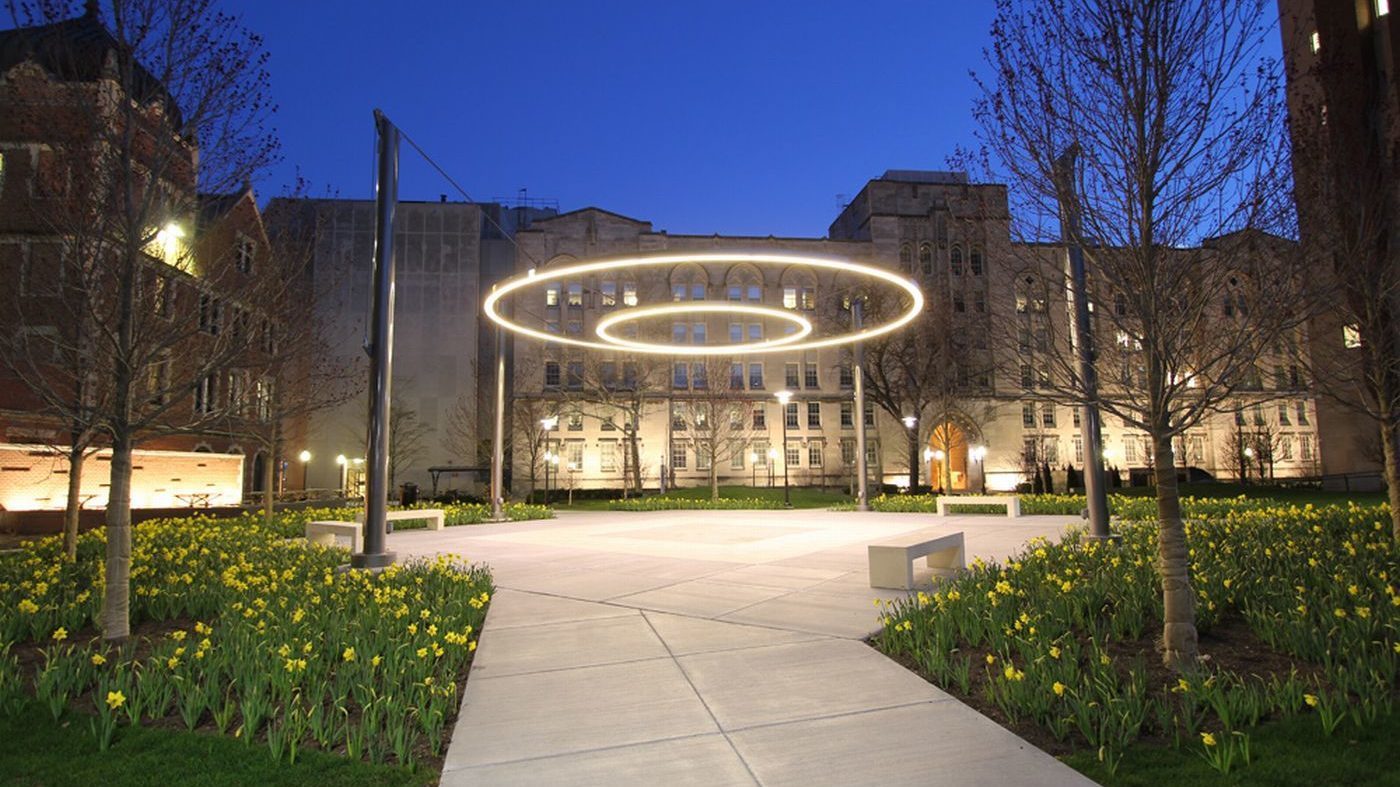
[482, 252, 924, 355]
[596, 303, 814, 356]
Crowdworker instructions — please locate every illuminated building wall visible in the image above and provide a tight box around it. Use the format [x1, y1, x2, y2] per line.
[0, 444, 244, 511]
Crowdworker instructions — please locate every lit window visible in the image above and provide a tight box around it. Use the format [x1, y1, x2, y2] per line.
[1343, 324, 1362, 349]
[545, 284, 560, 307]
[783, 286, 798, 309]
[1379, 0, 1391, 16]
[1310, 30, 1320, 53]
[600, 281, 616, 307]
[622, 282, 638, 306]
[567, 283, 583, 307]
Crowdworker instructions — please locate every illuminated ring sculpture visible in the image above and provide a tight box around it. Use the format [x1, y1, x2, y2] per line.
[596, 303, 813, 356]
[482, 252, 924, 355]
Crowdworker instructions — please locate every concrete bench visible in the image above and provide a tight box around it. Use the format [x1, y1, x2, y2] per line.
[305, 520, 361, 553]
[936, 495, 1020, 518]
[354, 508, 446, 531]
[868, 532, 965, 590]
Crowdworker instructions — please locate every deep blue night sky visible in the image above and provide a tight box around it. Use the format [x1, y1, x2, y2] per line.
[234, 1, 996, 238]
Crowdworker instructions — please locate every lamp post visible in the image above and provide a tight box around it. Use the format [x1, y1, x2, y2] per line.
[750, 451, 758, 487]
[298, 450, 312, 493]
[932, 448, 947, 493]
[922, 447, 934, 495]
[775, 390, 793, 508]
[540, 416, 558, 504]
[1242, 445, 1255, 484]
[335, 454, 347, 496]
[970, 445, 987, 494]
[767, 448, 777, 487]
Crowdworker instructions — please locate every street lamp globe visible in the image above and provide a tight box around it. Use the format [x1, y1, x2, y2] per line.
[922, 447, 935, 462]
[298, 450, 312, 463]
[902, 415, 917, 430]
[335, 454, 348, 466]
[933, 449, 946, 461]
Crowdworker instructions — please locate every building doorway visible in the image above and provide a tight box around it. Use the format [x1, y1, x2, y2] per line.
[928, 421, 969, 492]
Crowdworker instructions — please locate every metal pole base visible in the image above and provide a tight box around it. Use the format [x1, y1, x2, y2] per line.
[1082, 533, 1123, 544]
[349, 551, 397, 570]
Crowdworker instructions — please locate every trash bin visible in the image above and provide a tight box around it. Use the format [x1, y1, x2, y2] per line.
[400, 481, 419, 507]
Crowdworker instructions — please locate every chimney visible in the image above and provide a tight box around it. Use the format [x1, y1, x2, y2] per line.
[439, 194, 447, 203]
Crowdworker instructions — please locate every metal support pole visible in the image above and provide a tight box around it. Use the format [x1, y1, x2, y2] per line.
[853, 298, 870, 511]
[354, 110, 399, 569]
[781, 410, 791, 508]
[1054, 145, 1111, 540]
[491, 319, 506, 520]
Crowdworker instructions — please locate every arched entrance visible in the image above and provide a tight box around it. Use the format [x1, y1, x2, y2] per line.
[927, 420, 970, 493]
[250, 452, 267, 494]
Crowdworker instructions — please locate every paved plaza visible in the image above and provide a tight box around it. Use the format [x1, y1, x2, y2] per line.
[389, 509, 1097, 786]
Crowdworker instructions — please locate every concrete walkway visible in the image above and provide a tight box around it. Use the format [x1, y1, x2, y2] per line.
[388, 509, 1097, 786]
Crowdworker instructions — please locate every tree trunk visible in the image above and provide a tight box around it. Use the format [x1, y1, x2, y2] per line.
[710, 459, 719, 501]
[62, 444, 85, 562]
[629, 426, 642, 494]
[262, 445, 277, 524]
[907, 430, 920, 489]
[101, 431, 134, 642]
[1153, 429, 1197, 670]
[1379, 412, 1400, 541]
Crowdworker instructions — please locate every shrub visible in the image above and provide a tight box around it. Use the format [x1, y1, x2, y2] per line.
[607, 496, 786, 511]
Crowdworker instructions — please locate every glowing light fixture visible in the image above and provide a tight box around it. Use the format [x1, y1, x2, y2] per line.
[595, 303, 813, 355]
[298, 450, 312, 463]
[336, 454, 348, 466]
[483, 252, 923, 355]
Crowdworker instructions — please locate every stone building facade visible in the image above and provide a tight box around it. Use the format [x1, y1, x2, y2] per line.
[503, 171, 1322, 495]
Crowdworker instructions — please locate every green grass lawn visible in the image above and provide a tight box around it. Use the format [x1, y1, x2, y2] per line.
[552, 485, 853, 510]
[1062, 709, 1400, 786]
[0, 703, 433, 787]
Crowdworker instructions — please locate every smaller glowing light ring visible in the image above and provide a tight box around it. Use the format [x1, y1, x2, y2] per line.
[482, 252, 924, 355]
[595, 303, 813, 356]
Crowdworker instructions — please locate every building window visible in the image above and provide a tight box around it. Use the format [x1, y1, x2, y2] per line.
[691, 362, 708, 389]
[1278, 403, 1290, 425]
[953, 293, 965, 313]
[697, 445, 712, 471]
[786, 442, 801, 468]
[545, 361, 560, 388]
[970, 247, 983, 276]
[729, 323, 743, 343]
[692, 322, 707, 345]
[1300, 434, 1315, 461]
[864, 401, 876, 427]
[622, 282, 638, 306]
[899, 244, 912, 271]
[1124, 437, 1139, 464]
[808, 442, 824, 467]
[752, 404, 767, 429]
[673, 363, 688, 389]
[226, 369, 248, 415]
[1253, 404, 1265, 426]
[839, 363, 854, 388]
[1114, 293, 1127, 316]
[785, 363, 800, 389]
[566, 319, 582, 335]
[1022, 403, 1036, 427]
[567, 413, 583, 431]
[152, 274, 172, 318]
[1073, 436, 1084, 464]
[804, 363, 819, 389]
[1020, 364, 1033, 389]
[1343, 324, 1362, 349]
[1041, 404, 1056, 428]
[1296, 402, 1309, 425]
[974, 291, 985, 313]
[671, 442, 687, 469]
[1023, 437, 1038, 463]
[199, 294, 222, 335]
[672, 403, 687, 431]
[950, 246, 963, 276]
[729, 363, 744, 389]
[600, 441, 616, 471]
[840, 402, 854, 428]
[807, 401, 821, 429]
[255, 377, 273, 421]
[600, 281, 617, 307]
[785, 402, 799, 429]
[1043, 439, 1058, 465]
[1072, 408, 1081, 428]
[545, 284, 560, 307]
[236, 236, 256, 274]
[841, 439, 857, 465]
[194, 373, 217, 415]
[749, 363, 764, 389]
[919, 244, 932, 275]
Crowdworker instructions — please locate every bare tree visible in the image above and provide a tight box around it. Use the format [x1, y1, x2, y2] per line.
[969, 0, 1298, 669]
[672, 356, 762, 500]
[387, 395, 429, 493]
[511, 395, 554, 499]
[560, 352, 668, 497]
[1280, 4, 1400, 538]
[0, 0, 279, 641]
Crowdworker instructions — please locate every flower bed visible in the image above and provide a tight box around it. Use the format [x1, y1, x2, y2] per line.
[606, 496, 786, 511]
[874, 501, 1399, 777]
[0, 515, 495, 770]
[850, 492, 1286, 518]
[264, 501, 552, 538]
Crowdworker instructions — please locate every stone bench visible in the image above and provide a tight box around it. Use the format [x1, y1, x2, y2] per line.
[354, 508, 446, 531]
[305, 520, 361, 553]
[936, 495, 1020, 518]
[868, 532, 965, 590]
